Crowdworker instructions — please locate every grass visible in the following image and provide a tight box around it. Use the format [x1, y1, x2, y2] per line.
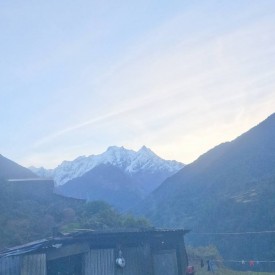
[194, 267, 273, 275]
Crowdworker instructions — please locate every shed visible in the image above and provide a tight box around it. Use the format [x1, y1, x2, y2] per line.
[0, 228, 189, 275]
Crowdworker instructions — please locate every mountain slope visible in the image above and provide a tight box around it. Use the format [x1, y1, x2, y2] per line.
[0, 154, 37, 179]
[138, 113, 275, 264]
[0, 177, 149, 249]
[31, 146, 184, 194]
[57, 164, 142, 210]
[0, 155, 149, 249]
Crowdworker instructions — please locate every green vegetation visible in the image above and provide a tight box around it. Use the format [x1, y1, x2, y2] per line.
[0, 180, 150, 250]
[138, 114, 275, 268]
[195, 269, 273, 275]
[61, 200, 149, 232]
[187, 245, 223, 262]
[187, 246, 274, 275]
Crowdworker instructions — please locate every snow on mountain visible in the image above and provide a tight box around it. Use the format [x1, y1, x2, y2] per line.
[28, 166, 53, 179]
[30, 146, 184, 187]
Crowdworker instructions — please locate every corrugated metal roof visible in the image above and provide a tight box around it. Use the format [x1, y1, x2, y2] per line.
[0, 228, 189, 258]
[0, 239, 49, 258]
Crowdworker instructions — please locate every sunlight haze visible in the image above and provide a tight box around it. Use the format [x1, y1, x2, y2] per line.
[1, 0, 275, 168]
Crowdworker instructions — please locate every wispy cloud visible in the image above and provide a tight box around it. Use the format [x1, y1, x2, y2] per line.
[33, 9, 275, 161]
[2, 1, 275, 167]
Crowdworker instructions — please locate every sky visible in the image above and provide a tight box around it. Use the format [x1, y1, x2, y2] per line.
[1, 0, 275, 168]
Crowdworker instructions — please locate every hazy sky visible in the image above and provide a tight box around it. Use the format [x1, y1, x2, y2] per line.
[1, 0, 275, 168]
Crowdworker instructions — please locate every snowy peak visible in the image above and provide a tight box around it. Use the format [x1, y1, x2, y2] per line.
[138, 145, 154, 154]
[106, 145, 127, 152]
[30, 146, 184, 188]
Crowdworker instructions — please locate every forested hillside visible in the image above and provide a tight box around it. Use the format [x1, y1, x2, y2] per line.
[0, 179, 149, 249]
[137, 113, 275, 267]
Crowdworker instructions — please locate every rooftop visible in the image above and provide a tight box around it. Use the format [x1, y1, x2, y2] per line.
[0, 228, 189, 258]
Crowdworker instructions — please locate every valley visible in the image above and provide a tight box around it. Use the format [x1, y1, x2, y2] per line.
[1, 114, 275, 272]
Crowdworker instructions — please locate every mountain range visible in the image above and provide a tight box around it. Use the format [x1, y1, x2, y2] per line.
[57, 164, 142, 210]
[136, 113, 275, 266]
[3, 113, 275, 268]
[0, 165, 148, 250]
[30, 146, 184, 209]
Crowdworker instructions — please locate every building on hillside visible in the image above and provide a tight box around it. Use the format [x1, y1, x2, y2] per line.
[6, 178, 54, 199]
[0, 228, 189, 275]
[5, 178, 84, 205]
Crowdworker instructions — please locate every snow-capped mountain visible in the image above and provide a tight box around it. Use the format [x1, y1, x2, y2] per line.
[30, 146, 184, 194]
[57, 163, 143, 210]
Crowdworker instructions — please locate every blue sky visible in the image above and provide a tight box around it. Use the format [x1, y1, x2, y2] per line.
[1, 0, 275, 168]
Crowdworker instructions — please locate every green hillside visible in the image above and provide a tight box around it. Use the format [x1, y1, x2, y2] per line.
[0, 178, 149, 249]
[137, 113, 275, 268]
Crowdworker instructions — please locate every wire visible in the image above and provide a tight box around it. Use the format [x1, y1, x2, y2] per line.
[189, 257, 275, 264]
[214, 260, 275, 263]
[191, 230, 275, 235]
[189, 230, 275, 265]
